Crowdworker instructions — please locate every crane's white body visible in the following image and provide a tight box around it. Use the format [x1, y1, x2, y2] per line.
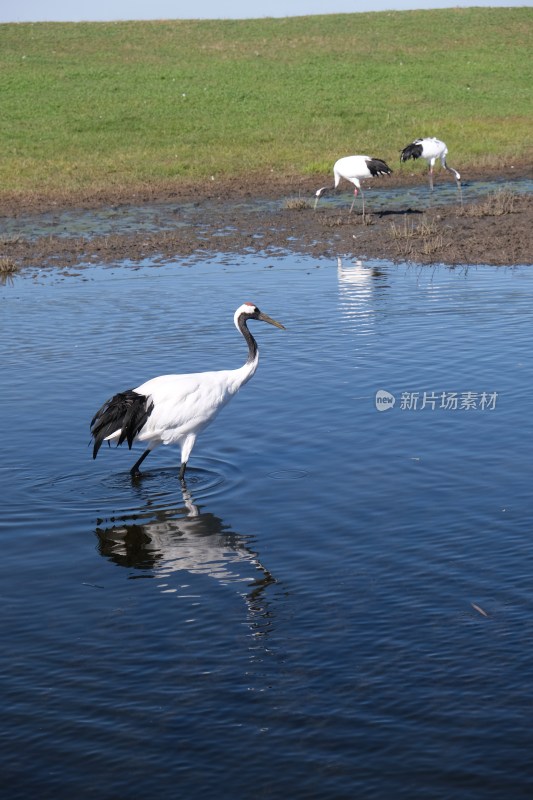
[332, 155, 378, 190]
[315, 154, 392, 215]
[400, 137, 461, 190]
[414, 137, 449, 167]
[104, 360, 255, 465]
[91, 302, 285, 479]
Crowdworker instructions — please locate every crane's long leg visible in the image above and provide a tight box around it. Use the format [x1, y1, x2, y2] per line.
[130, 448, 152, 477]
[349, 188, 366, 220]
[179, 434, 195, 481]
[428, 166, 434, 191]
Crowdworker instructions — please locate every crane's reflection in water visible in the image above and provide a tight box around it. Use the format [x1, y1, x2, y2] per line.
[337, 257, 389, 333]
[95, 480, 276, 637]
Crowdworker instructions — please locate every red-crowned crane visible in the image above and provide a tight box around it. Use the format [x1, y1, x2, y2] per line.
[90, 303, 285, 481]
[400, 137, 461, 195]
[315, 155, 393, 219]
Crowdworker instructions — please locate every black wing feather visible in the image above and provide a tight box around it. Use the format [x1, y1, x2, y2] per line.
[366, 158, 393, 177]
[90, 389, 154, 459]
[400, 142, 423, 162]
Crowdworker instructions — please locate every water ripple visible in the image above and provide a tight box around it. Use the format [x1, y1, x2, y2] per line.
[29, 455, 243, 525]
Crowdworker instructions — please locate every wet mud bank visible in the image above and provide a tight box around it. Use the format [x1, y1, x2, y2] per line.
[1, 170, 532, 270]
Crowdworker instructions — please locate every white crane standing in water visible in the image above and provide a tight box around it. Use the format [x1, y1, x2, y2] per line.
[314, 155, 393, 219]
[90, 303, 285, 480]
[400, 137, 461, 195]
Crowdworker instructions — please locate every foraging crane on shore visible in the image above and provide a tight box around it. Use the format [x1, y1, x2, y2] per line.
[400, 137, 461, 193]
[90, 303, 285, 480]
[314, 155, 393, 218]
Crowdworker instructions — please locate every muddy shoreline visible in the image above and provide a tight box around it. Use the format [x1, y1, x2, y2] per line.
[1, 167, 532, 270]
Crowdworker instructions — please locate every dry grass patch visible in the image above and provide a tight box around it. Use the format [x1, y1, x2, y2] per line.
[389, 217, 440, 240]
[389, 216, 447, 258]
[0, 257, 19, 277]
[0, 249, 20, 282]
[322, 212, 375, 227]
[283, 197, 312, 210]
[461, 189, 519, 217]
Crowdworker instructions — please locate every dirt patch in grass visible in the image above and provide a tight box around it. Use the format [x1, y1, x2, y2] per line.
[0, 165, 531, 271]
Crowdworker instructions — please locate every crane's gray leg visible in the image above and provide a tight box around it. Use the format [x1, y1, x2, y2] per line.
[179, 435, 196, 481]
[130, 448, 151, 477]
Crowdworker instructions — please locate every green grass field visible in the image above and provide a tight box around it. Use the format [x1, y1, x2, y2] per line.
[0, 7, 531, 197]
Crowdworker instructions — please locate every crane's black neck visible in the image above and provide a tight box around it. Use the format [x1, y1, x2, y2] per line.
[237, 313, 258, 364]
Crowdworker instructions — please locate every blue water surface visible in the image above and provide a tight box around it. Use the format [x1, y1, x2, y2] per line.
[1, 251, 533, 799]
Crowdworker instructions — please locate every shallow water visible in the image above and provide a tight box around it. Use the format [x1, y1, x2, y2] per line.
[2, 176, 532, 240]
[2, 252, 533, 799]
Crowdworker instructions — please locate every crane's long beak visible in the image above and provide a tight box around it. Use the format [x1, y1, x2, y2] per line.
[258, 311, 285, 330]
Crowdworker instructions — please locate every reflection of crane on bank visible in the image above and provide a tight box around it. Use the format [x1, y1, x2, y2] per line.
[95, 482, 276, 631]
